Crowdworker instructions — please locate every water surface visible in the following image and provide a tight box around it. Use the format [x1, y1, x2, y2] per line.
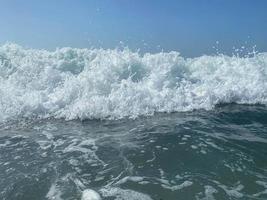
[1, 104, 267, 200]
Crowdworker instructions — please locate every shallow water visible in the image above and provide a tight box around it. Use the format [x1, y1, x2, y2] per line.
[1, 44, 267, 199]
[1, 104, 267, 200]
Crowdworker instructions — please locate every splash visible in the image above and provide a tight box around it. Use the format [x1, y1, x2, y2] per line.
[0, 43, 266, 121]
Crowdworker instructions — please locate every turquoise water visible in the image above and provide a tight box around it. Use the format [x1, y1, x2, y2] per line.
[1, 104, 267, 200]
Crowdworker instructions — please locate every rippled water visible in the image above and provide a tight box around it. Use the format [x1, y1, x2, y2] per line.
[0, 44, 267, 199]
[1, 104, 267, 200]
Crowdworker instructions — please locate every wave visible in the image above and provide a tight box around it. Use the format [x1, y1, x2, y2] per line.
[0, 43, 266, 121]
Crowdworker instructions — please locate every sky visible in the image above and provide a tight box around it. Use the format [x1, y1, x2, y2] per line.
[0, 0, 266, 57]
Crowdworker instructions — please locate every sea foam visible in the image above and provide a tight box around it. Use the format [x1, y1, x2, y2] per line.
[0, 43, 266, 121]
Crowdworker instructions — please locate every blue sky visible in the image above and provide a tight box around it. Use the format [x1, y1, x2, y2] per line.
[0, 0, 266, 56]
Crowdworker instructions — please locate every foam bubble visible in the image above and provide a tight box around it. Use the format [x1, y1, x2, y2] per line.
[1, 43, 267, 121]
[81, 189, 101, 200]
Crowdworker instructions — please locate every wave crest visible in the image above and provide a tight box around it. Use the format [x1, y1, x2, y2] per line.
[0, 43, 266, 121]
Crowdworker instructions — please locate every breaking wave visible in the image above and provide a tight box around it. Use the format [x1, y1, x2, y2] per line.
[0, 43, 266, 121]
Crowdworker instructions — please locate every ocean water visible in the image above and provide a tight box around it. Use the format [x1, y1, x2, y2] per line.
[0, 44, 267, 200]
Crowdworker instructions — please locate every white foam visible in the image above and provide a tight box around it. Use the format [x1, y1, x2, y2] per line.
[81, 189, 101, 200]
[217, 182, 244, 198]
[100, 187, 152, 200]
[161, 180, 193, 191]
[115, 176, 144, 185]
[203, 185, 217, 200]
[1, 43, 267, 121]
[46, 184, 63, 200]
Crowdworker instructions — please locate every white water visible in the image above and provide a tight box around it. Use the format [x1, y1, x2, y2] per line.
[81, 189, 101, 200]
[0, 43, 266, 121]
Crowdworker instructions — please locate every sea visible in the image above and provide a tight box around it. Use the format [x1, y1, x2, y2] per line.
[0, 44, 266, 200]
